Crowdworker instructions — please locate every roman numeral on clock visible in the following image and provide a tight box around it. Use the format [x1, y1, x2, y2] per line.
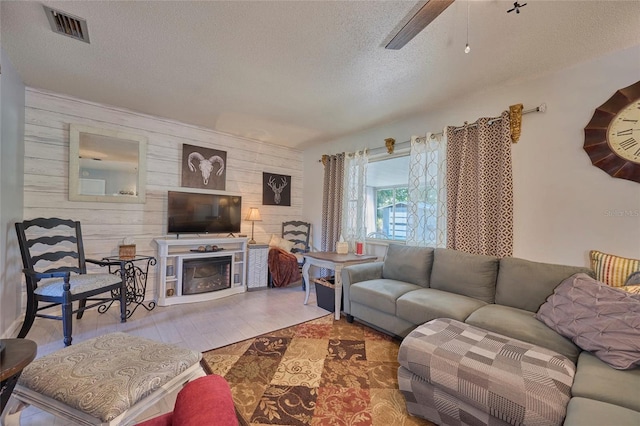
[617, 129, 634, 136]
[619, 138, 637, 150]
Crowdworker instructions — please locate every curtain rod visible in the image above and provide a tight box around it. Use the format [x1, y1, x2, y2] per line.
[429, 103, 546, 140]
[319, 103, 546, 163]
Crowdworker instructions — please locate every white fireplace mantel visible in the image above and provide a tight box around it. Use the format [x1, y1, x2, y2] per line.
[154, 237, 248, 306]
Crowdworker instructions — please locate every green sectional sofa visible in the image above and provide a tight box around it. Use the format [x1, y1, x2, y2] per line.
[341, 244, 640, 426]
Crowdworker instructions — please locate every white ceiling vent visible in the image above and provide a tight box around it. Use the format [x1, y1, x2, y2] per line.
[43, 6, 90, 44]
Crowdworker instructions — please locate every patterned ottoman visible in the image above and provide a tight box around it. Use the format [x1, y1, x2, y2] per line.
[2, 332, 205, 426]
[398, 319, 575, 426]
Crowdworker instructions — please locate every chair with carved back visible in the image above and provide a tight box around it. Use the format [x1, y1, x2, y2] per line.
[14, 217, 127, 346]
[267, 221, 311, 288]
[282, 220, 311, 288]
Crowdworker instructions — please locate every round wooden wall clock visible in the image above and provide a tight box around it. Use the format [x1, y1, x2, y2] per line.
[584, 80, 640, 183]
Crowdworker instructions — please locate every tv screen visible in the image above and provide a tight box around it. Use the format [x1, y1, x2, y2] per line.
[167, 191, 242, 235]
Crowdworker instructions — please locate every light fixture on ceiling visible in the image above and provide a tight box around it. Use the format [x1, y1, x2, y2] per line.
[464, 1, 471, 54]
[507, 2, 527, 14]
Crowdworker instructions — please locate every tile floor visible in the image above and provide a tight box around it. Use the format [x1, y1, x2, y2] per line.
[11, 284, 328, 425]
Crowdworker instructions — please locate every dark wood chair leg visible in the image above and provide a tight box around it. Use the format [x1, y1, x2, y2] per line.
[62, 299, 73, 346]
[346, 314, 354, 323]
[76, 299, 87, 319]
[119, 284, 127, 323]
[17, 297, 37, 338]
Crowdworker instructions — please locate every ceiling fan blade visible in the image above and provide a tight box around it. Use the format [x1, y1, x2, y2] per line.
[386, 0, 455, 50]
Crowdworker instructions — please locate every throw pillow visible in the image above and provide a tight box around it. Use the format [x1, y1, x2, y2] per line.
[590, 250, 640, 288]
[269, 234, 295, 252]
[535, 273, 640, 370]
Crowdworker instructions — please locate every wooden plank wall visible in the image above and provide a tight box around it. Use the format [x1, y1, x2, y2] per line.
[23, 88, 304, 300]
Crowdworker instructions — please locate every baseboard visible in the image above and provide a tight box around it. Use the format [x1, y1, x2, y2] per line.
[2, 314, 24, 339]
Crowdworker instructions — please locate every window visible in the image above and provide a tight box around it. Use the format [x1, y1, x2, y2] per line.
[365, 155, 410, 242]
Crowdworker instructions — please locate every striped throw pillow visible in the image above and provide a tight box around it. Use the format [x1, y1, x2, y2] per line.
[590, 250, 640, 288]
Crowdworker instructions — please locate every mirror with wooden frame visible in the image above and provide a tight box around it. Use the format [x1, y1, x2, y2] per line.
[69, 124, 147, 203]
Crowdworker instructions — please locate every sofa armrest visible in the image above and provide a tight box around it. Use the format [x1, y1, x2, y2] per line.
[341, 261, 384, 314]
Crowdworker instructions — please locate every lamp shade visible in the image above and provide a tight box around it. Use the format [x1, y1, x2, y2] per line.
[245, 207, 262, 222]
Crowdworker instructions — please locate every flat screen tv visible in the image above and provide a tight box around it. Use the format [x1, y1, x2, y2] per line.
[167, 191, 242, 236]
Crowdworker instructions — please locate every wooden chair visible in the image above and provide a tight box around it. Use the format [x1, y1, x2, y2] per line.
[281, 220, 311, 288]
[14, 217, 127, 346]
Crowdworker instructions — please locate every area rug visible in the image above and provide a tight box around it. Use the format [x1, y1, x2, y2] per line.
[202, 314, 433, 426]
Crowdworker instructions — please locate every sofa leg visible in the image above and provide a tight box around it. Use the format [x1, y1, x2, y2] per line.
[346, 314, 354, 323]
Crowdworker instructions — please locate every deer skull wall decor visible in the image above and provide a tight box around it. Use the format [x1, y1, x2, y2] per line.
[262, 172, 291, 206]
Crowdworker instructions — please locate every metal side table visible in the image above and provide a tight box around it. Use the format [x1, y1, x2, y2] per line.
[101, 255, 157, 319]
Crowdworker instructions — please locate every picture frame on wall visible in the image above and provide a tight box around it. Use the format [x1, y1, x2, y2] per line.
[181, 144, 227, 190]
[263, 172, 291, 206]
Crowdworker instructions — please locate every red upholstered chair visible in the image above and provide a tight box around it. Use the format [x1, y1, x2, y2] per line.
[137, 375, 240, 426]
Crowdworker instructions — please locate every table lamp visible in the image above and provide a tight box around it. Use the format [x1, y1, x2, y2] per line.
[245, 207, 262, 244]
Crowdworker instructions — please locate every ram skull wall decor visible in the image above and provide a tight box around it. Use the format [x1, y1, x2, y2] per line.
[181, 143, 227, 190]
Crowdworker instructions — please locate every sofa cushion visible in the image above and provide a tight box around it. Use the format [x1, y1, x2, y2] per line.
[495, 256, 592, 312]
[572, 351, 640, 412]
[396, 288, 486, 325]
[382, 244, 433, 287]
[564, 397, 640, 426]
[536, 273, 640, 369]
[349, 279, 422, 315]
[466, 304, 581, 363]
[429, 248, 498, 303]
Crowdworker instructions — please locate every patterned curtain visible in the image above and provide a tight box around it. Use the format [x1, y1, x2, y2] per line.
[406, 134, 447, 247]
[321, 154, 345, 253]
[342, 150, 368, 252]
[446, 111, 513, 257]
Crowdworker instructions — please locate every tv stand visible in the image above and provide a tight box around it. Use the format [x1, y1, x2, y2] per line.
[154, 237, 248, 306]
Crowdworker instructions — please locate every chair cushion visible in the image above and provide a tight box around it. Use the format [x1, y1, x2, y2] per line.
[35, 273, 121, 297]
[18, 332, 202, 423]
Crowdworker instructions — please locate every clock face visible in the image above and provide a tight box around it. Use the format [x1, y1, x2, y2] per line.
[584, 80, 640, 183]
[607, 100, 640, 164]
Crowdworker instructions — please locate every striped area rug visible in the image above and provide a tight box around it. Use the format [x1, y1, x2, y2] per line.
[202, 314, 433, 426]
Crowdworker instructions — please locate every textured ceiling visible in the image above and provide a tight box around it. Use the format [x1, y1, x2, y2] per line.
[2, 1, 639, 149]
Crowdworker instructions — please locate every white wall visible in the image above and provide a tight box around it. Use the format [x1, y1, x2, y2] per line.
[0, 48, 25, 337]
[303, 45, 640, 267]
[22, 89, 304, 307]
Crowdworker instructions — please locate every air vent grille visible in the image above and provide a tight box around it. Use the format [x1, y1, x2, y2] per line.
[44, 6, 90, 43]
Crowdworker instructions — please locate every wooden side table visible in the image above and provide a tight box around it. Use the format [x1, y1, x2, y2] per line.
[302, 252, 377, 320]
[0, 339, 37, 413]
